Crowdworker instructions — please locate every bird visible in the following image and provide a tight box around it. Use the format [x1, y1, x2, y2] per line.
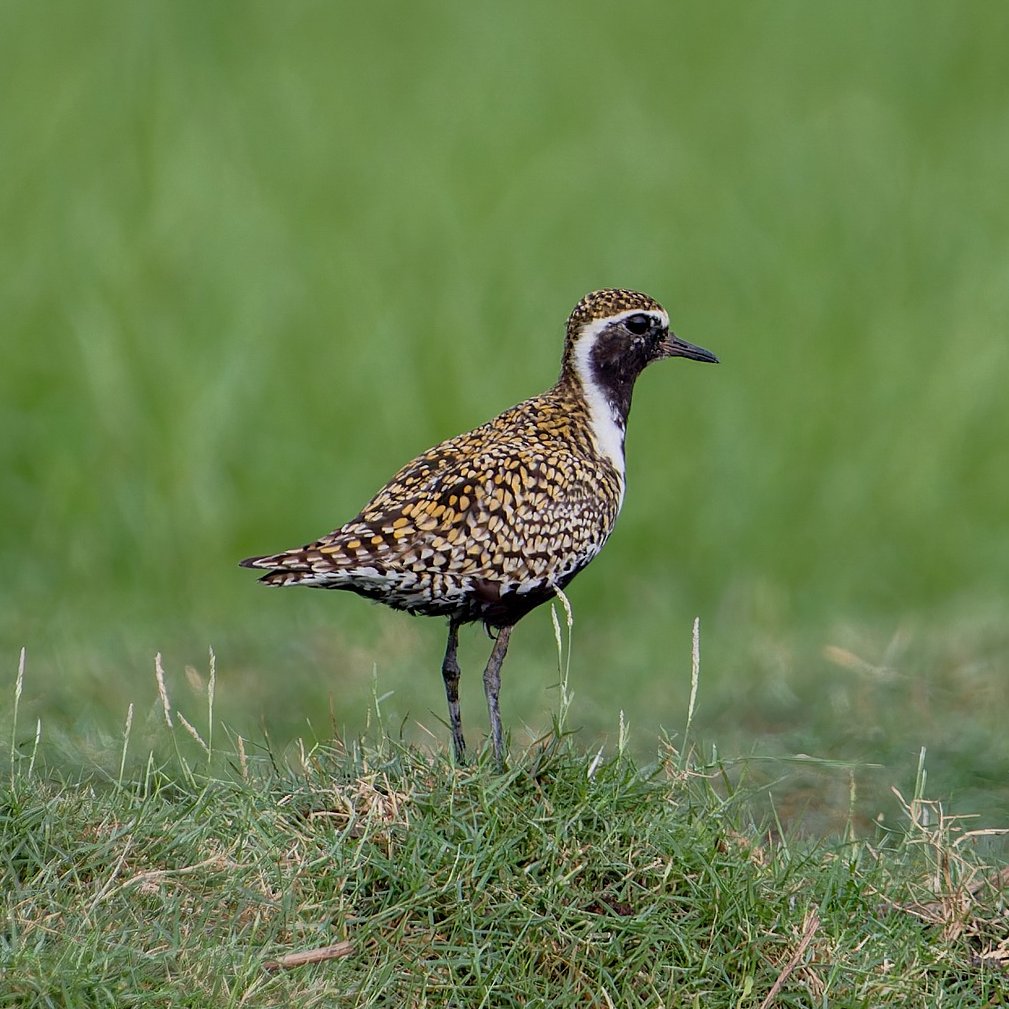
[240, 288, 718, 762]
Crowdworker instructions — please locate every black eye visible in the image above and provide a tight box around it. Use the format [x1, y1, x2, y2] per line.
[625, 313, 650, 335]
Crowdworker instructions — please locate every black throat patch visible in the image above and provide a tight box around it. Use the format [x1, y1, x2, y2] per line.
[587, 324, 657, 426]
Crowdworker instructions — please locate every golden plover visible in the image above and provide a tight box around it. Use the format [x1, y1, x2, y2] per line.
[241, 289, 718, 761]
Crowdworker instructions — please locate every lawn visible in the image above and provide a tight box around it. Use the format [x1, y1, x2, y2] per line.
[4, 658, 1009, 1006]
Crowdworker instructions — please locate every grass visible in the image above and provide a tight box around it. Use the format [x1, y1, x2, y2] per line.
[4, 645, 1009, 1008]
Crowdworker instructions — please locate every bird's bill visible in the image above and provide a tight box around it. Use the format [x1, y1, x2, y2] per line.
[661, 333, 719, 364]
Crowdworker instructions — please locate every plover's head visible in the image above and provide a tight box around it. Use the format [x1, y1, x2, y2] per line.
[561, 288, 718, 407]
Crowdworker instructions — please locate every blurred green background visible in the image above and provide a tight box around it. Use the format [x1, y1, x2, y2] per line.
[2, 1, 1007, 826]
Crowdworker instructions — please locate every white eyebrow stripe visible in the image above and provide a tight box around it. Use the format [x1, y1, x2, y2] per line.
[581, 307, 669, 332]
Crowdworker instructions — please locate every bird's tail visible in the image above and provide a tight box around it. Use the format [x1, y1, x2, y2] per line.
[239, 551, 315, 586]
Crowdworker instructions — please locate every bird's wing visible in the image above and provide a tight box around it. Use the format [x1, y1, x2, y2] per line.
[241, 398, 620, 589]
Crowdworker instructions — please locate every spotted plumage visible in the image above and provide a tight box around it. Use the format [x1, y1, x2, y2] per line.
[241, 289, 718, 761]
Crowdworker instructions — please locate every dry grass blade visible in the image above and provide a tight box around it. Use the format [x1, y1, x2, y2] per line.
[758, 908, 821, 1009]
[263, 941, 354, 972]
[120, 853, 230, 893]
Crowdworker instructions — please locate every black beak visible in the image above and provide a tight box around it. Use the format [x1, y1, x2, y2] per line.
[660, 332, 719, 364]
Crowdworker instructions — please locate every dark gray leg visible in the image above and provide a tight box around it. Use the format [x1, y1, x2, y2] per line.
[482, 624, 513, 763]
[441, 619, 466, 761]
